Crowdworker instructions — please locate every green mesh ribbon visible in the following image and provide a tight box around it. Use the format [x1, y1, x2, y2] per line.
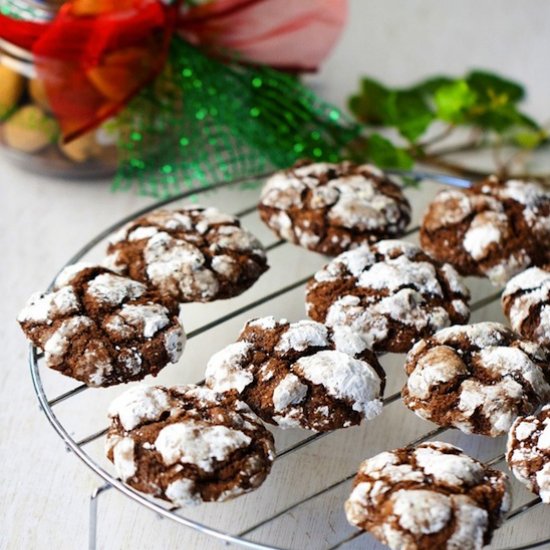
[113, 37, 360, 197]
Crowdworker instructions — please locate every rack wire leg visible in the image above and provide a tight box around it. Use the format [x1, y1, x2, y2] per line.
[89, 483, 112, 550]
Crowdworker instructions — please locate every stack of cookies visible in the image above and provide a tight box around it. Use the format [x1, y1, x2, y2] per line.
[18, 161, 550, 547]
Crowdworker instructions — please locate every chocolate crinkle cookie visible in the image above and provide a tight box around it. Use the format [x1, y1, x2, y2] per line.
[420, 176, 550, 286]
[507, 405, 550, 503]
[105, 206, 268, 303]
[305, 240, 470, 354]
[502, 266, 550, 348]
[402, 322, 550, 437]
[257, 160, 411, 255]
[18, 263, 185, 387]
[106, 385, 275, 506]
[205, 316, 384, 431]
[345, 442, 510, 550]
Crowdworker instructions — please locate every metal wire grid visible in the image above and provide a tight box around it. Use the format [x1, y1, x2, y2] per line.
[28, 171, 550, 550]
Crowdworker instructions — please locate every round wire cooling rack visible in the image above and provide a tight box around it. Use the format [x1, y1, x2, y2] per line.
[28, 170, 550, 550]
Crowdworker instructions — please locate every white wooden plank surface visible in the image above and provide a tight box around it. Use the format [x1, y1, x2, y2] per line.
[3, 1, 550, 548]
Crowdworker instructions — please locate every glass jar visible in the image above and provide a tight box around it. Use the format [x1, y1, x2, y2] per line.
[0, 0, 118, 177]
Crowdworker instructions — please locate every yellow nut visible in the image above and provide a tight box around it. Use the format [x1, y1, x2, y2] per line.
[0, 65, 25, 119]
[59, 131, 102, 163]
[2, 105, 59, 153]
[28, 78, 51, 112]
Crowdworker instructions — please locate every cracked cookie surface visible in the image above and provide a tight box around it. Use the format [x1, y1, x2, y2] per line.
[18, 263, 185, 387]
[420, 177, 550, 286]
[507, 405, 550, 503]
[205, 317, 384, 431]
[106, 385, 275, 506]
[105, 207, 268, 303]
[258, 160, 411, 255]
[402, 322, 550, 436]
[305, 240, 470, 353]
[345, 441, 510, 550]
[502, 266, 550, 348]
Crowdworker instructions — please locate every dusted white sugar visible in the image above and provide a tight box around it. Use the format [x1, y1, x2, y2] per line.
[414, 445, 483, 486]
[144, 232, 220, 299]
[205, 342, 253, 393]
[54, 262, 96, 288]
[211, 255, 237, 278]
[407, 346, 468, 399]
[44, 316, 92, 364]
[314, 247, 375, 282]
[108, 385, 172, 431]
[357, 255, 442, 296]
[164, 325, 185, 362]
[434, 322, 507, 349]
[498, 179, 546, 205]
[213, 225, 265, 255]
[275, 320, 329, 353]
[272, 374, 308, 412]
[514, 420, 538, 441]
[446, 496, 488, 549]
[260, 173, 306, 208]
[18, 286, 80, 323]
[458, 377, 524, 435]
[327, 176, 398, 230]
[294, 350, 382, 420]
[114, 303, 170, 338]
[155, 422, 251, 471]
[86, 273, 146, 306]
[538, 423, 550, 450]
[440, 263, 469, 295]
[111, 437, 136, 481]
[476, 347, 550, 398]
[504, 267, 550, 295]
[165, 478, 200, 507]
[463, 212, 505, 261]
[128, 226, 159, 241]
[267, 211, 294, 241]
[391, 489, 451, 535]
[247, 316, 279, 330]
[373, 239, 418, 256]
[326, 295, 389, 350]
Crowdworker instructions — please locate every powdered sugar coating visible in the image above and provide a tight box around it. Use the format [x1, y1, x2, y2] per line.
[502, 266, 550, 347]
[507, 405, 550, 502]
[155, 422, 251, 471]
[345, 442, 509, 550]
[18, 286, 79, 323]
[18, 265, 185, 387]
[108, 385, 172, 431]
[306, 240, 470, 353]
[205, 317, 384, 431]
[403, 322, 550, 436]
[258, 161, 411, 255]
[105, 207, 268, 303]
[106, 384, 274, 506]
[294, 350, 382, 420]
[421, 177, 550, 286]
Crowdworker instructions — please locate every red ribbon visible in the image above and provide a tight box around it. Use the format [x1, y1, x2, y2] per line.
[0, 0, 346, 141]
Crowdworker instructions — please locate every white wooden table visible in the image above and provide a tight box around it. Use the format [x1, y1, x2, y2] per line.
[2, 1, 550, 548]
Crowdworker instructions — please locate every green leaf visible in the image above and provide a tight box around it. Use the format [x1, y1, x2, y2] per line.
[384, 90, 434, 142]
[466, 70, 525, 103]
[409, 75, 455, 94]
[511, 127, 548, 149]
[348, 77, 390, 125]
[435, 80, 477, 123]
[365, 133, 414, 169]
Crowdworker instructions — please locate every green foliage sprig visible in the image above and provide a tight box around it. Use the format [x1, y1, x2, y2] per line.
[346, 70, 549, 182]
